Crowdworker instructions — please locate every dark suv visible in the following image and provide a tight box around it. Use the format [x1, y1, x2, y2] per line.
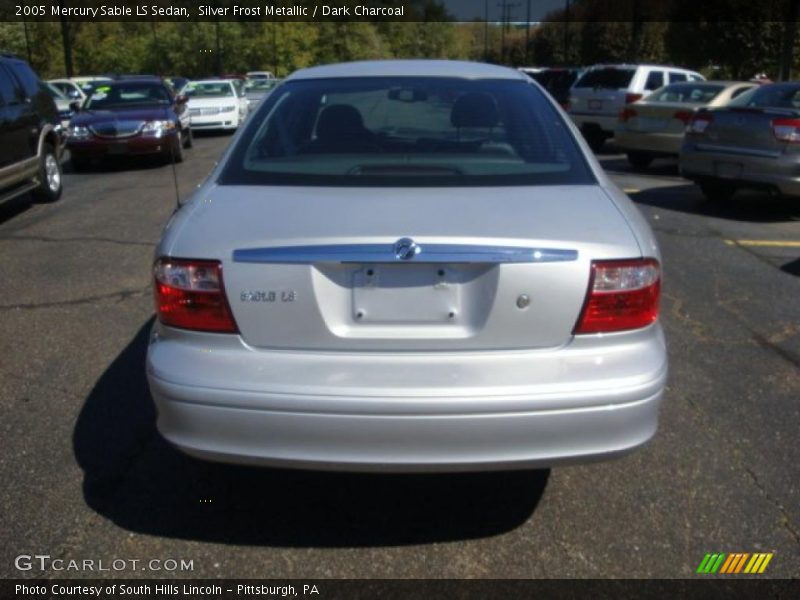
[0, 53, 64, 204]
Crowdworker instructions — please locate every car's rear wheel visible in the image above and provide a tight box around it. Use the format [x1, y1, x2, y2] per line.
[31, 144, 62, 203]
[183, 126, 193, 149]
[626, 151, 654, 169]
[582, 130, 605, 153]
[700, 182, 737, 203]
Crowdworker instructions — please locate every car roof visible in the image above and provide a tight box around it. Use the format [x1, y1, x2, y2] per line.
[665, 80, 750, 87]
[189, 79, 236, 85]
[287, 60, 527, 82]
[103, 78, 164, 85]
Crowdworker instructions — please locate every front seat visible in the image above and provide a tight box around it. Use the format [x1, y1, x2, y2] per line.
[305, 104, 378, 153]
[450, 92, 500, 132]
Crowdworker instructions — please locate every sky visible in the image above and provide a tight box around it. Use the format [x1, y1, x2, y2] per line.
[441, 0, 566, 22]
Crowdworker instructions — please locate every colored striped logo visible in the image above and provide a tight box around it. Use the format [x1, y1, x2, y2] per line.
[696, 552, 773, 574]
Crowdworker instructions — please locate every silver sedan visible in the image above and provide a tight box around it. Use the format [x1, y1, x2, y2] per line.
[147, 60, 667, 472]
[680, 82, 800, 201]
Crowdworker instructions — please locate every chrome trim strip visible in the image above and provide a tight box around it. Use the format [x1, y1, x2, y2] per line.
[233, 244, 578, 264]
[695, 143, 780, 159]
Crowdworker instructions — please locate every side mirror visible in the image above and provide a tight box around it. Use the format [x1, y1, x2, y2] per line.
[69, 100, 81, 112]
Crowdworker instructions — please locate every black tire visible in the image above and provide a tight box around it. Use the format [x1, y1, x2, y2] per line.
[626, 151, 654, 169]
[183, 126, 193, 149]
[31, 143, 63, 203]
[700, 182, 737, 203]
[169, 134, 184, 164]
[70, 155, 90, 172]
[583, 130, 605, 153]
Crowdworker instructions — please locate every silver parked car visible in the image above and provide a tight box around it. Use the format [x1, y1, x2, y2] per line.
[147, 60, 667, 472]
[680, 82, 800, 201]
[616, 81, 757, 168]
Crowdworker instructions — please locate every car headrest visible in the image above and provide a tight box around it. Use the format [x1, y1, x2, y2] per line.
[317, 104, 366, 141]
[451, 92, 499, 128]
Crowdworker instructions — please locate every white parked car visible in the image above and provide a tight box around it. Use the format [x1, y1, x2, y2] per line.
[569, 64, 705, 151]
[246, 71, 275, 80]
[180, 80, 249, 131]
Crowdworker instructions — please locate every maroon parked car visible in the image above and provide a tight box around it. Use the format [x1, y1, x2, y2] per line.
[66, 78, 192, 170]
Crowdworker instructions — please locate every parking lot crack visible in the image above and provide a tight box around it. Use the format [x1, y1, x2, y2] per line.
[4, 234, 156, 248]
[744, 467, 800, 546]
[0, 287, 150, 311]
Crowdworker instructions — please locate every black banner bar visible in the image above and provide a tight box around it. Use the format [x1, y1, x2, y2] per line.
[3, 579, 800, 600]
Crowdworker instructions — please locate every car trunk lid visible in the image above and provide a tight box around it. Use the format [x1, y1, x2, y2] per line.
[167, 184, 642, 351]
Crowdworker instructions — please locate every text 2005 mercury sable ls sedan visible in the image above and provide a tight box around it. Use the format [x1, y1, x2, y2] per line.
[146, 60, 667, 472]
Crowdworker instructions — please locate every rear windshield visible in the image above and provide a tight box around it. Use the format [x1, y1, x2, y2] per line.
[728, 84, 800, 109]
[182, 82, 235, 98]
[531, 69, 580, 93]
[575, 67, 635, 90]
[84, 83, 171, 109]
[219, 77, 594, 187]
[649, 83, 725, 104]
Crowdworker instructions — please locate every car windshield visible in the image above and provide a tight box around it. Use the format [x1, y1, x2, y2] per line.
[84, 83, 170, 109]
[649, 83, 725, 104]
[728, 84, 800, 109]
[221, 76, 594, 187]
[183, 82, 235, 98]
[575, 67, 635, 89]
[246, 79, 277, 91]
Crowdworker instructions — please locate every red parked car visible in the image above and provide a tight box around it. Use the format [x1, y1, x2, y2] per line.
[66, 78, 192, 170]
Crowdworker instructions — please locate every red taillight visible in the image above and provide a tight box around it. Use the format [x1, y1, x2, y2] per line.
[625, 93, 643, 104]
[573, 258, 661, 334]
[673, 110, 694, 125]
[153, 258, 238, 333]
[687, 112, 713, 134]
[619, 107, 637, 123]
[771, 118, 800, 143]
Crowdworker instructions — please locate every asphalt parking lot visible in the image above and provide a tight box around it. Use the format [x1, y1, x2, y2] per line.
[0, 135, 798, 579]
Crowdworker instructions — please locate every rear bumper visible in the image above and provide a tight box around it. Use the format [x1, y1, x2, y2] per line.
[679, 144, 800, 196]
[190, 113, 239, 130]
[569, 113, 619, 136]
[146, 324, 668, 472]
[615, 130, 682, 156]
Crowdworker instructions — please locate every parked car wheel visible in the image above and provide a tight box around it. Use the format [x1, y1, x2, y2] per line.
[31, 144, 62, 202]
[183, 126, 193, 149]
[582, 129, 605, 153]
[70, 154, 91, 172]
[626, 151, 654, 169]
[700, 182, 737, 203]
[169, 133, 185, 164]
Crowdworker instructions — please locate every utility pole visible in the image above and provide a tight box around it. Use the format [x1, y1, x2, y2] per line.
[214, 20, 222, 75]
[630, 0, 641, 63]
[22, 21, 32, 64]
[150, 22, 160, 76]
[499, 0, 507, 64]
[272, 22, 278, 76]
[58, 0, 73, 77]
[524, 0, 531, 65]
[563, 0, 570, 66]
[780, 0, 799, 81]
[484, 0, 489, 61]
